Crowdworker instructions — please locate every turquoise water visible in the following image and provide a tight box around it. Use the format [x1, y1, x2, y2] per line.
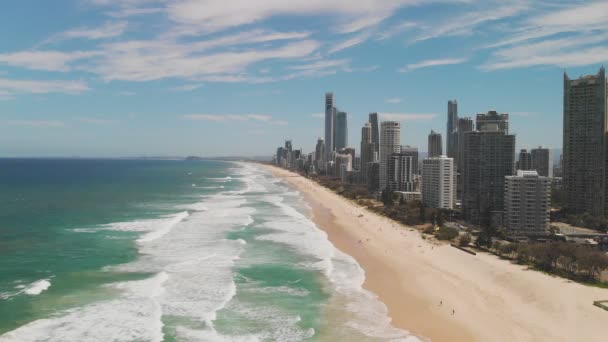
[0, 159, 416, 341]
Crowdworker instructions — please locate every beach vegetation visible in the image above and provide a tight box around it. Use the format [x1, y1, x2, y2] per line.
[435, 226, 459, 241]
[459, 233, 472, 246]
[493, 242, 608, 283]
[423, 225, 435, 235]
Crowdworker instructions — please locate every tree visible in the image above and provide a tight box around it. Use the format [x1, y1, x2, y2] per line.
[381, 188, 394, 207]
[399, 196, 406, 206]
[459, 233, 472, 247]
[436, 210, 445, 227]
[435, 226, 459, 241]
[419, 201, 427, 223]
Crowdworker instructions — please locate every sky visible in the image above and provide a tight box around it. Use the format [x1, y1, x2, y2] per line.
[0, 0, 607, 157]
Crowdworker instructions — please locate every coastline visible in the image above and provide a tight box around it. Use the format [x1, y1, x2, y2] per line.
[262, 164, 608, 342]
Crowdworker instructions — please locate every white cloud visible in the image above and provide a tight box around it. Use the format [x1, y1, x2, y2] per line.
[166, 0, 428, 34]
[94, 39, 320, 81]
[170, 84, 203, 92]
[0, 78, 90, 96]
[77, 117, 118, 125]
[182, 113, 287, 125]
[399, 57, 467, 72]
[0, 51, 100, 72]
[481, 34, 608, 70]
[386, 97, 402, 104]
[378, 113, 436, 121]
[328, 32, 371, 54]
[311, 112, 324, 118]
[481, 2, 608, 70]
[410, 2, 529, 43]
[6, 120, 65, 127]
[41, 22, 128, 45]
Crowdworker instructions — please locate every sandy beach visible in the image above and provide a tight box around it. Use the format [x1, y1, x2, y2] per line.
[262, 164, 608, 342]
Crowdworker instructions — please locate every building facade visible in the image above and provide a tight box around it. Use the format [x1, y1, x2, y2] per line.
[504, 170, 551, 236]
[369, 113, 380, 155]
[400, 145, 419, 175]
[428, 130, 443, 158]
[462, 125, 516, 224]
[388, 153, 416, 192]
[324, 92, 335, 160]
[518, 149, 532, 170]
[335, 111, 348, 150]
[422, 156, 455, 209]
[380, 121, 401, 191]
[360, 123, 374, 183]
[531, 147, 552, 178]
[476, 110, 509, 133]
[447, 100, 458, 159]
[455, 117, 474, 200]
[563, 67, 608, 217]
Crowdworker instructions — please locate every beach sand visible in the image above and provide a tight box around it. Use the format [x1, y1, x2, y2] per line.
[263, 165, 608, 342]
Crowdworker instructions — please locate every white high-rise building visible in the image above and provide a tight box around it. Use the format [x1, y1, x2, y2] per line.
[380, 121, 401, 191]
[422, 156, 455, 209]
[324, 92, 335, 160]
[504, 170, 551, 236]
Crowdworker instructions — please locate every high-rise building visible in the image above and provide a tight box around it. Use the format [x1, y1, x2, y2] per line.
[447, 100, 458, 158]
[563, 67, 608, 217]
[388, 153, 415, 192]
[335, 153, 352, 182]
[285, 140, 292, 152]
[324, 92, 335, 160]
[369, 113, 380, 154]
[341, 147, 355, 166]
[476, 110, 509, 133]
[462, 124, 516, 224]
[380, 121, 401, 191]
[360, 123, 374, 183]
[504, 170, 551, 236]
[422, 156, 455, 209]
[335, 111, 348, 150]
[315, 137, 325, 171]
[455, 117, 474, 200]
[400, 145, 419, 175]
[367, 162, 380, 192]
[455, 117, 474, 172]
[428, 130, 443, 158]
[531, 147, 552, 178]
[517, 149, 532, 170]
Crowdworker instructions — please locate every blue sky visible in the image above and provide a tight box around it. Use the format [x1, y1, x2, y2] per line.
[0, 0, 606, 157]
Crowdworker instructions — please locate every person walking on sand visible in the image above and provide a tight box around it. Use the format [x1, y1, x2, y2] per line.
[452, 309, 455, 315]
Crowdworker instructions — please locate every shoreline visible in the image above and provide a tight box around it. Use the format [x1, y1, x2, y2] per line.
[262, 164, 608, 342]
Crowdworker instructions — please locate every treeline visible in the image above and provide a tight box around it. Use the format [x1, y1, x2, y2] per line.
[550, 187, 608, 232]
[489, 241, 608, 283]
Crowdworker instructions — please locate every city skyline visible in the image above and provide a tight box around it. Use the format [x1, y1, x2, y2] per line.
[1, 1, 608, 157]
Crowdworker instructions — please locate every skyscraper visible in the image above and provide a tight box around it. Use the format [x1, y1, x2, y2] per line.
[400, 145, 419, 175]
[531, 147, 552, 178]
[380, 121, 401, 191]
[455, 117, 474, 172]
[422, 156, 455, 209]
[388, 153, 415, 192]
[517, 149, 532, 170]
[476, 110, 509, 133]
[324, 92, 335, 160]
[447, 100, 458, 158]
[335, 111, 348, 150]
[563, 67, 608, 217]
[315, 137, 325, 171]
[455, 117, 474, 200]
[428, 130, 443, 158]
[462, 124, 515, 225]
[369, 113, 380, 154]
[504, 170, 551, 236]
[360, 123, 374, 183]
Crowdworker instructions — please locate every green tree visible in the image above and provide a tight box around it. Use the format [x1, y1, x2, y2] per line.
[459, 233, 472, 247]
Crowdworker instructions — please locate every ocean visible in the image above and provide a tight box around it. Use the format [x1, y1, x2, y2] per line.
[0, 159, 417, 341]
